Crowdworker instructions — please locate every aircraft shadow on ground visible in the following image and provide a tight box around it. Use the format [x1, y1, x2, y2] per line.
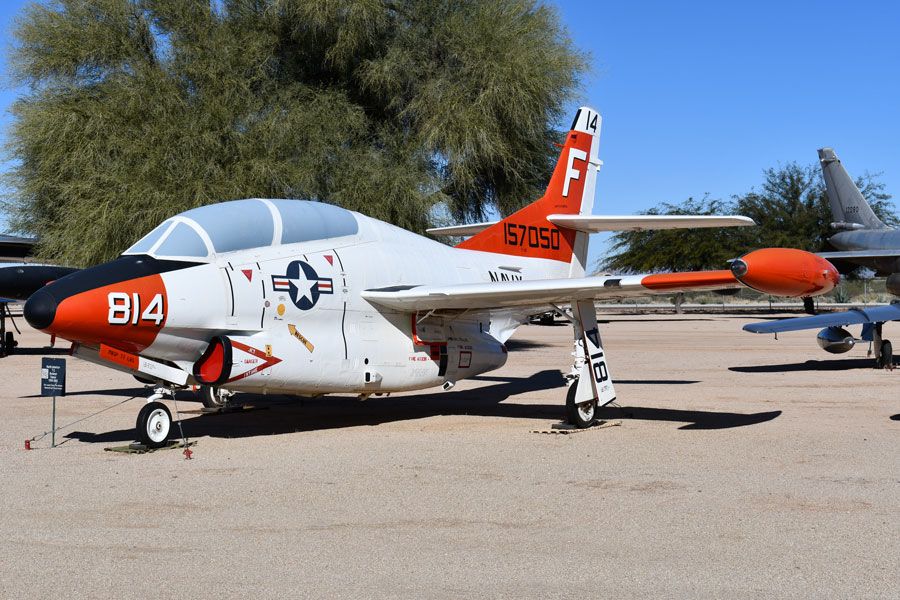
[6, 346, 70, 356]
[729, 357, 887, 372]
[62, 370, 780, 444]
[890, 414, 899, 421]
[597, 318, 714, 324]
[22, 387, 166, 399]
[599, 406, 781, 430]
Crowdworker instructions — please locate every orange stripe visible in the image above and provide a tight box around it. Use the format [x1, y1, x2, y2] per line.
[99, 343, 140, 370]
[641, 270, 737, 291]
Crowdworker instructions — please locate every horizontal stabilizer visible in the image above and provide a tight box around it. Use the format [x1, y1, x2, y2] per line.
[427, 214, 754, 237]
[546, 214, 755, 232]
[744, 304, 900, 334]
[817, 250, 900, 260]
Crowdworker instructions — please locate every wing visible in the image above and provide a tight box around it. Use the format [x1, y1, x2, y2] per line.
[363, 271, 741, 311]
[0, 263, 80, 301]
[817, 250, 900, 260]
[0, 235, 37, 262]
[743, 304, 900, 334]
[545, 214, 755, 232]
[426, 222, 498, 236]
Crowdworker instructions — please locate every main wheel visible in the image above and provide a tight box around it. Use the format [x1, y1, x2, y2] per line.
[199, 385, 230, 409]
[565, 381, 597, 429]
[877, 339, 893, 370]
[136, 401, 172, 449]
[803, 296, 816, 315]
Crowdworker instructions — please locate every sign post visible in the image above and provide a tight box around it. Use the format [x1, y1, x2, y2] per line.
[40, 358, 66, 448]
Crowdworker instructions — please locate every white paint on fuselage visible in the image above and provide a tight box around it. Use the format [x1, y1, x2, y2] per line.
[147, 211, 566, 395]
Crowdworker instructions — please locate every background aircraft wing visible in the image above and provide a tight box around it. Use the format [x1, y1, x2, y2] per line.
[817, 250, 900, 260]
[0, 263, 79, 301]
[0, 234, 37, 262]
[362, 271, 743, 311]
[743, 304, 900, 334]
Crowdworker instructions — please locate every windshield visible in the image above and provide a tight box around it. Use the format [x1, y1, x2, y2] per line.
[123, 199, 359, 261]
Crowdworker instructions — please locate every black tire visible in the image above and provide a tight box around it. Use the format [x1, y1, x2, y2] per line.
[136, 401, 172, 449]
[878, 340, 893, 370]
[4, 331, 14, 351]
[539, 313, 555, 326]
[565, 381, 597, 429]
[803, 296, 816, 315]
[199, 385, 229, 409]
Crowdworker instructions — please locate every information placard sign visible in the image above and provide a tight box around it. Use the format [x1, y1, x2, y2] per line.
[40, 357, 66, 397]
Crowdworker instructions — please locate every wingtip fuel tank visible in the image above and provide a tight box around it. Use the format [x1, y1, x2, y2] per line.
[730, 248, 839, 297]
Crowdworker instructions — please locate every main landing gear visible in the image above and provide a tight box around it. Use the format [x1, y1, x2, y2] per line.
[0, 303, 19, 358]
[871, 322, 894, 370]
[877, 339, 894, 370]
[199, 385, 233, 409]
[803, 296, 816, 315]
[565, 380, 598, 429]
[560, 299, 615, 429]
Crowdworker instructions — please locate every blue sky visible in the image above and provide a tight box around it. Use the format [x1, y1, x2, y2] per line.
[1, 1, 899, 267]
[558, 0, 900, 265]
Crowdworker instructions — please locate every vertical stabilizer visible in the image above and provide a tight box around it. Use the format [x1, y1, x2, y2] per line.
[456, 107, 602, 274]
[818, 148, 888, 230]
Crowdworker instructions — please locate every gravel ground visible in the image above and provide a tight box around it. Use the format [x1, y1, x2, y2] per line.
[1, 315, 897, 599]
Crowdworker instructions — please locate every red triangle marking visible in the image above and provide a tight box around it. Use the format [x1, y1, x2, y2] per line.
[242, 269, 253, 282]
[324, 255, 334, 266]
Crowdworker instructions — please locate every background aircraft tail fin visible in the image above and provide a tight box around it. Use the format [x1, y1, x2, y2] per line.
[456, 107, 601, 274]
[818, 147, 888, 230]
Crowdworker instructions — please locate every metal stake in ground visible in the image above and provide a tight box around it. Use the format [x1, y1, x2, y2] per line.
[40, 357, 66, 448]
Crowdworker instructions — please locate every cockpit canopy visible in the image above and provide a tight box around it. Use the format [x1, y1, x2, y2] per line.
[123, 199, 359, 261]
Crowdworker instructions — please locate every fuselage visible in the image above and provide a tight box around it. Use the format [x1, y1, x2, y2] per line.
[829, 229, 900, 274]
[25, 199, 570, 395]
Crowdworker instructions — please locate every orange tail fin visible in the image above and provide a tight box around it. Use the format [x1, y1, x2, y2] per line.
[456, 107, 601, 265]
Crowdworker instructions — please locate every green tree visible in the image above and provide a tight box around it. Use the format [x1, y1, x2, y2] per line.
[4, 0, 585, 266]
[602, 162, 896, 273]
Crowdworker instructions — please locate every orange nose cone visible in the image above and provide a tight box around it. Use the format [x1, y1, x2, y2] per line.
[43, 274, 168, 353]
[731, 248, 839, 297]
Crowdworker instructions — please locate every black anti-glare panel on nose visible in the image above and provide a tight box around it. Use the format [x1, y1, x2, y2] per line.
[40, 256, 201, 301]
[22, 256, 201, 330]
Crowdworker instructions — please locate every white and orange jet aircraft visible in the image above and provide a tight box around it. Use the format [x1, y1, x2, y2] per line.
[25, 107, 839, 447]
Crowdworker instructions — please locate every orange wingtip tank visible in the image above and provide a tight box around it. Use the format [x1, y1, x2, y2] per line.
[730, 248, 839, 297]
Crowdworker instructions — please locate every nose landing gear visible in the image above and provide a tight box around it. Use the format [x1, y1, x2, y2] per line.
[136, 401, 172, 448]
[135, 387, 180, 449]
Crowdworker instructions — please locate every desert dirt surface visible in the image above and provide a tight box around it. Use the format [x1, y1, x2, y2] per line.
[1, 314, 897, 598]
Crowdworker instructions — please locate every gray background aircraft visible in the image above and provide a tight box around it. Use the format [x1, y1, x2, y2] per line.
[818, 147, 900, 295]
[744, 149, 900, 368]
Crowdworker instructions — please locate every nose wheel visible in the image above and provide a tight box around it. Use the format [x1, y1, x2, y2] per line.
[136, 401, 172, 448]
